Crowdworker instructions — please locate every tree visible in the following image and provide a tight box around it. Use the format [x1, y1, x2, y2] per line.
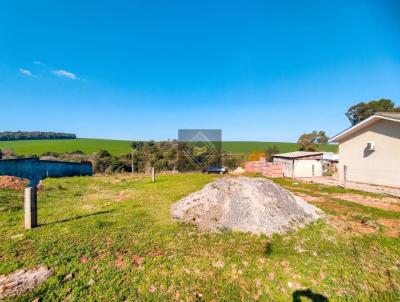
[346, 99, 400, 125]
[297, 131, 328, 152]
[265, 145, 280, 162]
[248, 152, 265, 161]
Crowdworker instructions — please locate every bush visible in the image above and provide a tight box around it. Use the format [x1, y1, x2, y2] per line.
[248, 152, 265, 161]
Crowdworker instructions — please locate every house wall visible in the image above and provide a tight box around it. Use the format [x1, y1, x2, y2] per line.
[273, 158, 323, 177]
[338, 119, 400, 187]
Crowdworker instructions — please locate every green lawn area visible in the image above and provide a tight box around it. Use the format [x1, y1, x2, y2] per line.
[1, 174, 398, 301]
[0, 138, 338, 156]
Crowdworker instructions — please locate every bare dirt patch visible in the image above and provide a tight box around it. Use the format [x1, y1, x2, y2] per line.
[329, 216, 378, 235]
[172, 177, 323, 235]
[332, 193, 400, 212]
[0, 176, 28, 190]
[116, 190, 132, 202]
[0, 265, 52, 299]
[378, 219, 400, 238]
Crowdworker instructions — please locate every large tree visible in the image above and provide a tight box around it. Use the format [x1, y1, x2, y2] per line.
[346, 99, 400, 126]
[297, 131, 328, 152]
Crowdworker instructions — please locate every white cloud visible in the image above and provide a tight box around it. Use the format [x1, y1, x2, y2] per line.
[51, 69, 78, 80]
[19, 68, 35, 77]
[33, 61, 45, 66]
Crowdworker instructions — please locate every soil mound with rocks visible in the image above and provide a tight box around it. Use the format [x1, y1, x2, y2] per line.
[0, 176, 29, 190]
[172, 177, 323, 235]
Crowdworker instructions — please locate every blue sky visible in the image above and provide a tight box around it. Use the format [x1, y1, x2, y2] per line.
[0, 0, 399, 141]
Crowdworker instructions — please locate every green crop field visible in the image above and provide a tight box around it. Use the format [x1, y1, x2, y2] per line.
[0, 174, 399, 301]
[222, 141, 337, 154]
[0, 138, 338, 156]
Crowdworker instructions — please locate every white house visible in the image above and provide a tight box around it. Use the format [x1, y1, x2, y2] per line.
[329, 112, 400, 187]
[272, 151, 323, 178]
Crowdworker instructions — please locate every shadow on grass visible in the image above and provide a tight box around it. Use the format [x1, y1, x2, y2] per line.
[292, 289, 329, 302]
[264, 241, 273, 256]
[41, 209, 115, 226]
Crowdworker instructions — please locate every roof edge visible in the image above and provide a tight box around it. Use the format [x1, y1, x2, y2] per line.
[329, 114, 400, 143]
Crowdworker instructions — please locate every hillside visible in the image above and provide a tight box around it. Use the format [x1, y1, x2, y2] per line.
[0, 138, 338, 156]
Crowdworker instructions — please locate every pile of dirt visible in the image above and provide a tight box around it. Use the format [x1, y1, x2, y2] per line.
[0, 265, 53, 299]
[231, 167, 246, 175]
[0, 176, 29, 190]
[172, 177, 323, 235]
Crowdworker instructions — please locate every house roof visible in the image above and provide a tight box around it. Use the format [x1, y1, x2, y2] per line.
[329, 112, 400, 143]
[273, 151, 323, 159]
[375, 112, 400, 120]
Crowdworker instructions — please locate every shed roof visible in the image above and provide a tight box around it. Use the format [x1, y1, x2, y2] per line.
[273, 151, 323, 159]
[329, 112, 400, 143]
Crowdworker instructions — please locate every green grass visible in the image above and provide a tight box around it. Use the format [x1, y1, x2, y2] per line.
[0, 174, 399, 301]
[0, 138, 338, 156]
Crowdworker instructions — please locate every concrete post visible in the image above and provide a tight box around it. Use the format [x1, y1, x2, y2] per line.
[343, 165, 347, 189]
[24, 187, 38, 229]
[151, 167, 155, 182]
[312, 164, 315, 178]
[292, 159, 295, 180]
[131, 149, 135, 174]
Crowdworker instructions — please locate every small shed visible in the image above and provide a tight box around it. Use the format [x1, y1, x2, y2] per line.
[272, 151, 323, 178]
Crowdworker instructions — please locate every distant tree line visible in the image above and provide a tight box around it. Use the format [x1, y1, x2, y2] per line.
[0, 131, 76, 141]
[1, 140, 241, 173]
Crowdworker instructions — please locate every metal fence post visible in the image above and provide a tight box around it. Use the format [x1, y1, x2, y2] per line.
[24, 187, 38, 229]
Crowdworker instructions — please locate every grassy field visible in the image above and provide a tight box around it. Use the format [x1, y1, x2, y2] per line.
[1, 174, 399, 301]
[0, 138, 338, 156]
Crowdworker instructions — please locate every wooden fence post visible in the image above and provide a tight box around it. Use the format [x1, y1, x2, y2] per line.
[151, 167, 155, 182]
[24, 187, 38, 229]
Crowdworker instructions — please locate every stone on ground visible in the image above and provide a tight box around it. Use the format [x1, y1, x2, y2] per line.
[172, 177, 323, 235]
[0, 265, 52, 299]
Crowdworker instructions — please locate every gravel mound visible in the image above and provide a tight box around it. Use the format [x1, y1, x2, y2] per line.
[172, 177, 323, 235]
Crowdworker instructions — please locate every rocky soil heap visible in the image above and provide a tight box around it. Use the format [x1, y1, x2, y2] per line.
[172, 177, 323, 235]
